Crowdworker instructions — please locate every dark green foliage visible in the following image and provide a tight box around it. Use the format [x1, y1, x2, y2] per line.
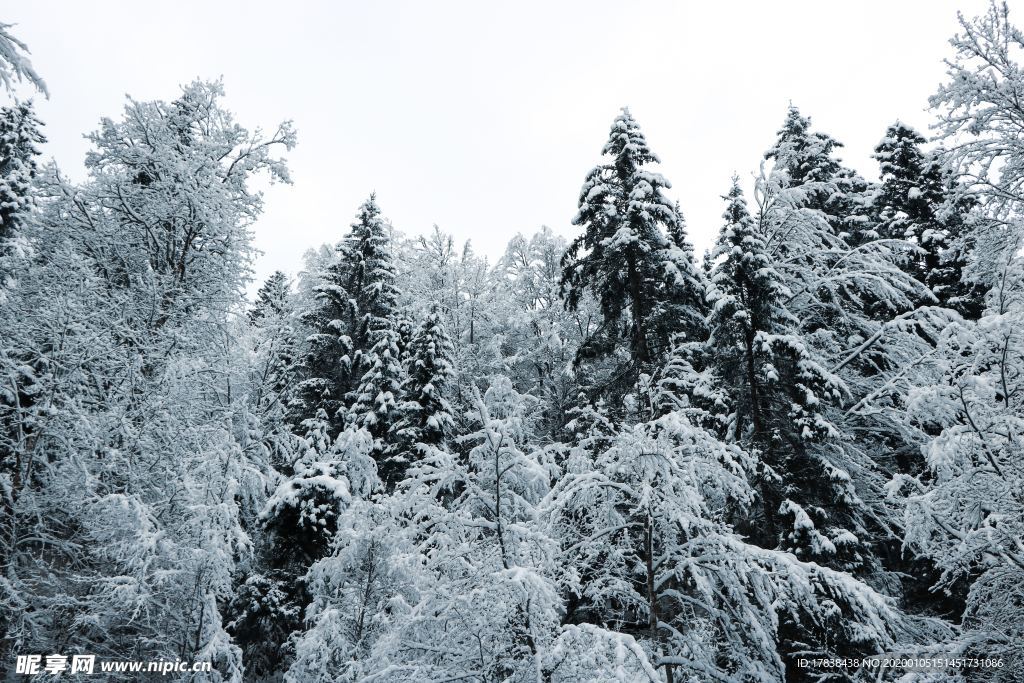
[226, 570, 306, 680]
[561, 108, 706, 398]
[766, 105, 872, 241]
[290, 195, 402, 439]
[872, 122, 986, 318]
[705, 180, 864, 564]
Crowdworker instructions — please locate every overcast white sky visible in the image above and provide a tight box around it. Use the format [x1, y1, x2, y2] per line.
[7, 0, 999, 289]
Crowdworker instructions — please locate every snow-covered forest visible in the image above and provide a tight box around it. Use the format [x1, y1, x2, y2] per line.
[3, 3, 1024, 681]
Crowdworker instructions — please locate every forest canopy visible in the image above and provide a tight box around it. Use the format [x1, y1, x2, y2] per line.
[2, 3, 1024, 682]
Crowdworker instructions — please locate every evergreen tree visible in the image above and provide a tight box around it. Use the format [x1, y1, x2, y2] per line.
[8, 7, 1020, 678]
[561, 108, 706, 397]
[290, 250, 357, 438]
[338, 197, 405, 480]
[394, 314, 415, 362]
[291, 195, 401, 439]
[250, 269, 291, 323]
[765, 104, 872, 241]
[246, 423, 379, 679]
[700, 248, 713, 279]
[340, 194, 402, 379]
[767, 105, 844, 186]
[389, 308, 455, 470]
[0, 101, 43, 249]
[0, 101, 45, 563]
[872, 121, 985, 318]
[759, 105, 929, 356]
[259, 196, 403, 671]
[705, 179, 858, 561]
[347, 324, 404, 484]
[248, 270, 300, 471]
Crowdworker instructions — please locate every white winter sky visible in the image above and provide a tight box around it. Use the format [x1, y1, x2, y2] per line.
[6, 0, 1000, 292]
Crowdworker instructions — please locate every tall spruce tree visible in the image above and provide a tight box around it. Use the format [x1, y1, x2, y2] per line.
[339, 194, 402, 382]
[0, 101, 44, 519]
[705, 179, 861, 561]
[389, 308, 455, 468]
[291, 195, 401, 439]
[765, 104, 872, 241]
[873, 121, 985, 318]
[770, 107, 880, 250]
[250, 269, 292, 323]
[0, 101, 44, 248]
[347, 323, 404, 484]
[561, 108, 705, 398]
[290, 249, 357, 439]
[255, 196, 404, 672]
[248, 270, 300, 471]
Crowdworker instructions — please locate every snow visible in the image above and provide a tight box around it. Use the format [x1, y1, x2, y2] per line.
[5, 18, 1020, 679]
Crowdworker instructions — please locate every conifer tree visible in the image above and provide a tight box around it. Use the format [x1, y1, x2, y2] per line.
[394, 314, 415, 362]
[290, 251, 357, 438]
[767, 106, 844, 186]
[347, 324, 404, 484]
[389, 308, 455, 469]
[250, 270, 291, 323]
[7, 8, 1018, 677]
[248, 270, 299, 471]
[291, 195, 401, 439]
[340, 194, 402, 378]
[0, 101, 43, 248]
[765, 104, 872, 240]
[0, 101, 45, 541]
[873, 121, 984, 318]
[561, 108, 705, 396]
[261, 197, 403, 670]
[705, 179, 856, 560]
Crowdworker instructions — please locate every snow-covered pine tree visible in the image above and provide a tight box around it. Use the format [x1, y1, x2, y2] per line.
[0, 100, 43, 250]
[247, 270, 300, 472]
[0, 102, 45, 529]
[250, 269, 291, 323]
[388, 307, 455, 471]
[257, 199, 407, 669]
[347, 322, 404, 485]
[332, 200, 406, 477]
[759, 105, 931, 338]
[755, 110, 948, 577]
[872, 121, 985, 318]
[765, 104, 874, 242]
[561, 108, 706, 399]
[393, 313, 414, 363]
[290, 195, 401, 440]
[248, 424, 380, 680]
[289, 249, 355, 438]
[705, 178, 872, 573]
[339, 194, 402, 383]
